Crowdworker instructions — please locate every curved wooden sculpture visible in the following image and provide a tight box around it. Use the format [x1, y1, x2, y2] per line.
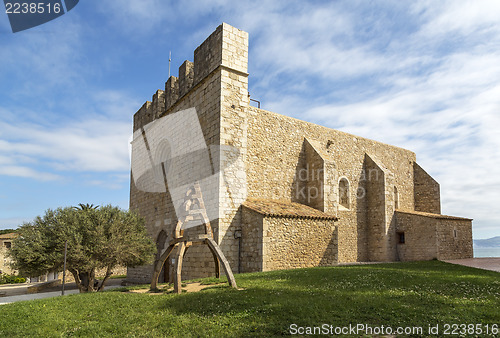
[151, 182, 237, 293]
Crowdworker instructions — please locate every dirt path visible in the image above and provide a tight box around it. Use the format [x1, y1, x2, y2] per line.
[128, 282, 222, 294]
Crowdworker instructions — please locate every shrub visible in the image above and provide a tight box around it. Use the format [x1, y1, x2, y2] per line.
[0, 274, 26, 284]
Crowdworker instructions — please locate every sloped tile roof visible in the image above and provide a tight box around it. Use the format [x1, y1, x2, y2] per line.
[395, 210, 472, 221]
[243, 198, 337, 220]
[0, 232, 18, 240]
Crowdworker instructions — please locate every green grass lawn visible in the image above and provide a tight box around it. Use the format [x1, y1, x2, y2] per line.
[0, 261, 498, 337]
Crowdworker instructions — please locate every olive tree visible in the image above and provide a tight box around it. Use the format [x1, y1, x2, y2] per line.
[9, 205, 155, 292]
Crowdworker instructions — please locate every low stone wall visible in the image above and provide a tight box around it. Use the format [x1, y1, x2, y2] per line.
[395, 210, 473, 261]
[126, 265, 153, 284]
[27, 279, 61, 294]
[241, 208, 264, 272]
[263, 217, 338, 271]
[436, 218, 473, 260]
[63, 266, 128, 283]
[395, 211, 438, 261]
[241, 203, 338, 272]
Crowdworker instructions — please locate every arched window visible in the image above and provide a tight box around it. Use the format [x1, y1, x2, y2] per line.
[339, 177, 350, 209]
[394, 186, 399, 210]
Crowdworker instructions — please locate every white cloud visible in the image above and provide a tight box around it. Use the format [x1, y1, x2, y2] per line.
[0, 165, 61, 181]
[99, 0, 169, 33]
[413, 0, 500, 38]
[239, 3, 385, 83]
[100, 0, 233, 35]
[0, 117, 131, 174]
[0, 19, 85, 94]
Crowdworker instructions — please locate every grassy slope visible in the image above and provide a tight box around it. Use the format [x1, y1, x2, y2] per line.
[0, 261, 498, 337]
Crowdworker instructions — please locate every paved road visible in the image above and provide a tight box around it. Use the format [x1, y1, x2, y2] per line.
[0, 288, 82, 305]
[0, 279, 125, 305]
[443, 257, 500, 273]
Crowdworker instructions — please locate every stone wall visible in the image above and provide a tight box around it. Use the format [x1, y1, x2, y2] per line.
[244, 108, 417, 212]
[0, 247, 15, 275]
[364, 155, 389, 261]
[301, 138, 338, 214]
[395, 211, 438, 261]
[240, 208, 264, 272]
[61, 266, 128, 283]
[0, 235, 16, 275]
[126, 264, 153, 284]
[303, 139, 325, 211]
[262, 217, 337, 271]
[414, 162, 441, 214]
[395, 210, 472, 261]
[436, 218, 473, 260]
[128, 23, 249, 283]
[217, 23, 250, 277]
[244, 106, 416, 263]
[241, 203, 338, 272]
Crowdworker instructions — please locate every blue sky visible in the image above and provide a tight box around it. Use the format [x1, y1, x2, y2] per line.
[0, 0, 499, 239]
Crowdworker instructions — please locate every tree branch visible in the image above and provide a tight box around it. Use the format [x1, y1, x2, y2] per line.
[97, 265, 113, 291]
[69, 268, 85, 293]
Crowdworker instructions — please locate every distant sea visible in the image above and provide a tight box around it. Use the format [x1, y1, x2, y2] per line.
[473, 247, 500, 258]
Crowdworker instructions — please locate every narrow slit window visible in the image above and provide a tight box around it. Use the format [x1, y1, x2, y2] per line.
[398, 232, 405, 244]
[394, 186, 399, 210]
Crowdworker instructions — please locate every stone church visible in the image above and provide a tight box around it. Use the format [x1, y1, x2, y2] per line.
[127, 23, 473, 284]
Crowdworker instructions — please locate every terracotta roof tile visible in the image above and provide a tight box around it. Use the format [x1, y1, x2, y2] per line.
[395, 210, 472, 221]
[243, 199, 337, 220]
[0, 232, 18, 239]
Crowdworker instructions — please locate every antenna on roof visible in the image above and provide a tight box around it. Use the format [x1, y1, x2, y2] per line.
[168, 51, 172, 78]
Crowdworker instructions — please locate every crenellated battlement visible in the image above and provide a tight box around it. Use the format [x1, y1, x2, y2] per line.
[133, 90, 165, 132]
[178, 60, 194, 98]
[133, 23, 249, 131]
[165, 76, 179, 111]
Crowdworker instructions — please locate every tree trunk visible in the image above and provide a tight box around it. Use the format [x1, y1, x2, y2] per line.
[75, 269, 96, 292]
[79, 271, 90, 292]
[69, 268, 110, 292]
[90, 269, 96, 292]
[69, 268, 86, 293]
[97, 266, 113, 291]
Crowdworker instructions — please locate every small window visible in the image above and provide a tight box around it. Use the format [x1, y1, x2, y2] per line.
[339, 178, 350, 209]
[394, 186, 399, 210]
[4, 242, 11, 249]
[398, 232, 405, 244]
[453, 229, 458, 239]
